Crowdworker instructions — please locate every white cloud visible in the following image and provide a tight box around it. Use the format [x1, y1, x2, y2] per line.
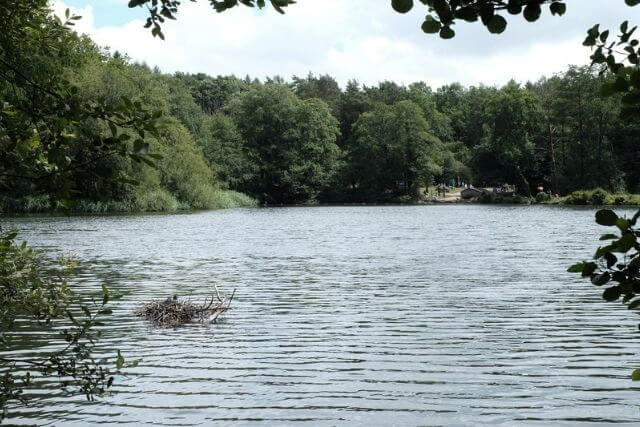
[53, 0, 631, 88]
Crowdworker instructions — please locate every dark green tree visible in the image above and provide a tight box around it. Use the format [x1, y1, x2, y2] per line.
[230, 84, 341, 204]
[349, 100, 447, 201]
[292, 73, 342, 117]
[175, 73, 249, 114]
[473, 81, 541, 195]
[0, 1, 162, 210]
[200, 112, 253, 189]
[533, 67, 623, 194]
[337, 80, 372, 148]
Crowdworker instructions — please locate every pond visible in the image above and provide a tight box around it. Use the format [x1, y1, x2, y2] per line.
[3, 205, 640, 425]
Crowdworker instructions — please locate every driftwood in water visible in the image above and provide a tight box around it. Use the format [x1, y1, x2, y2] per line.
[135, 285, 235, 326]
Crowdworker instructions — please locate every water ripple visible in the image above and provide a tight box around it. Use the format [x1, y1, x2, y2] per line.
[2, 205, 640, 425]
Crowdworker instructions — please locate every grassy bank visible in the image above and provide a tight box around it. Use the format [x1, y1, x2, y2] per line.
[0, 190, 257, 214]
[5, 188, 638, 212]
[477, 188, 640, 206]
[552, 188, 640, 206]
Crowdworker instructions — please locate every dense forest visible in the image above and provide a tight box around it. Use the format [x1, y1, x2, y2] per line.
[2, 7, 640, 212]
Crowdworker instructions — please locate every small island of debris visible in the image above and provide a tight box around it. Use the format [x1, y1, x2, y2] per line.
[135, 286, 235, 326]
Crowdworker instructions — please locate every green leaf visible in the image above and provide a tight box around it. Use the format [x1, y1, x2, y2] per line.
[632, 368, 640, 381]
[625, 0, 640, 6]
[487, 15, 507, 34]
[613, 271, 628, 283]
[506, 0, 522, 15]
[582, 262, 598, 277]
[595, 209, 618, 226]
[602, 285, 620, 301]
[628, 299, 640, 310]
[455, 7, 477, 22]
[421, 16, 441, 34]
[600, 234, 619, 240]
[567, 262, 585, 273]
[595, 244, 616, 258]
[584, 24, 600, 46]
[523, 3, 541, 22]
[593, 272, 611, 286]
[604, 252, 617, 268]
[616, 218, 630, 231]
[391, 0, 413, 14]
[616, 233, 637, 252]
[439, 26, 455, 39]
[549, 2, 566, 16]
[583, 35, 597, 47]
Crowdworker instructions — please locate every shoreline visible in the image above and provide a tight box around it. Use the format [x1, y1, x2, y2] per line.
[2, 199, 639, 217]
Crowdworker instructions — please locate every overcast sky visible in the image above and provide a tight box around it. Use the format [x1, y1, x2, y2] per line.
[55, 0, 639, 88]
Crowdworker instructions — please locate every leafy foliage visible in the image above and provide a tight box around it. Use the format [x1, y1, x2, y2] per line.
[129, 0, 573, 39]
[348, 100, 447, 201]
[410, 0, 567, 38]
[7, 60, 640, 208]
[568, 209, 640, 328]
[585, 19, 640, 119]
[0, 228, 128, 421]
[0, 1, 162, 209]
[200, 113, 251, 188]
[22, 0, 621, 206]
[129, 0, 296, 39]
[474, 81, 540, 195]
[229, 84, 341, 204]
[567, 0, 640, 380]
[1, 4, 256, 213]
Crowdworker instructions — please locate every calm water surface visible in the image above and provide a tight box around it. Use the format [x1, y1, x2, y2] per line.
[2, 205, 640, 425]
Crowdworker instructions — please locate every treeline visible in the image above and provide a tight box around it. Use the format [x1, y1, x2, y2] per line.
[172, 67, 640, 204]
[3, 12, 640, 211]
[174, 73, 469, 204]
[1, 20, 255, 213]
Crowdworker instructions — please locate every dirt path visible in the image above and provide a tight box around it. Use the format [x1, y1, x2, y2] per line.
[437, 190, 462, 203]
